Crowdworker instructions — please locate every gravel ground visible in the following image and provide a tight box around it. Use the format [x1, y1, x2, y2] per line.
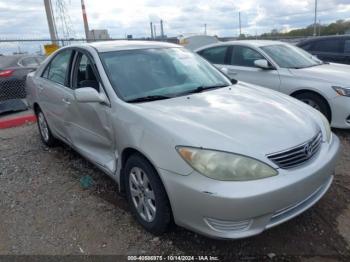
[0, 123, 349, 261]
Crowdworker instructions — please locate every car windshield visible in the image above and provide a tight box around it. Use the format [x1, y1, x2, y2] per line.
[100, 47, 231, 102]
[260, 44, 322, 69]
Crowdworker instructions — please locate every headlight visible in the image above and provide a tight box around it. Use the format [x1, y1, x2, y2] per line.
[176, 147, 278, 181]
[319, 113, 331, 143]
[332, 86, 350, 97]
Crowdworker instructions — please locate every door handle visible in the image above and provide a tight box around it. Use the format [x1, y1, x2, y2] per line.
[62, 98, 71, 105]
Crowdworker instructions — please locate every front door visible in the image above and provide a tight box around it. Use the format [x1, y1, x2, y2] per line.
[224, 45, 281, 92]
[64, 51, 116, 173]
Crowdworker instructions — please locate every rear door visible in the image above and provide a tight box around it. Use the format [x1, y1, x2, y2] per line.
[64, 50, 116, 173]
[37, 49, 74, 141]
[225, 45, 281, 91]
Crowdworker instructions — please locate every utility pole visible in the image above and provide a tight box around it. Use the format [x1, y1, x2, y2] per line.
[43, 0, 58, 44]
[81, 0, 90, 41]
[150, 22, 154, 39]
[153, 24, 157, 39]
[313, 0, 318, 36]
[160, 20, 164, 40]
[318, 19, 321, 36]
[204, 24, 207, 35]
[239, 12, 242, 37]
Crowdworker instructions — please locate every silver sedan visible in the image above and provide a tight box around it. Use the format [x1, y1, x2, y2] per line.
[26, 41, 340, 239]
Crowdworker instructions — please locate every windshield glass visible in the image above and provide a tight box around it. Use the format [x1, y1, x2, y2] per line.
[100, 47, 231, 101]
[260, 44, 321, 69]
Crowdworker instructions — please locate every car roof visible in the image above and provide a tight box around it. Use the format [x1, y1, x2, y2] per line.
[75, 40, 181, 52]
[195, 40, 287, 51]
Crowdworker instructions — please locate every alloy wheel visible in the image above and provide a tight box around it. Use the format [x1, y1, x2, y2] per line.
[129, 167, 156, 222]
[38, 112, 49, 142]
[300, 98, 321, 111]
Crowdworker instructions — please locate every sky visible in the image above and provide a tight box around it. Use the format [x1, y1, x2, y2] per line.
[0, 0, 350, 40]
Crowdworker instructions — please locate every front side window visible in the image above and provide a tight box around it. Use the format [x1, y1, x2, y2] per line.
[261, 44, 320, 69]
[72, 53, 99, 91]
[230, 46, 264, 67]
[199, 46, 228, 64]
[44, 50, 72, 86]
[100, 48, 230, 101]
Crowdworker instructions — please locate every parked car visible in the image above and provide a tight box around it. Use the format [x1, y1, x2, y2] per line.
[26, 41, 339, 239]
[297, 35, 350, 65]
[196, 40, 350, 128]
[0, 54, 44, 113]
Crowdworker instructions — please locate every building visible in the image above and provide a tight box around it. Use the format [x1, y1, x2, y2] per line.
[88, 29, 110, 40]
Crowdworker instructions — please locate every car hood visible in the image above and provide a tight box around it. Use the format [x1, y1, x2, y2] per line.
[289, 63, 350, 85]
[133, 83, 321, 162]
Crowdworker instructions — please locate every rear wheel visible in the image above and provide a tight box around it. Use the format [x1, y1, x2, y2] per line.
[125, 154, 172, 235]
[294, 92, 331, 122]
[36, 109, 57, 147]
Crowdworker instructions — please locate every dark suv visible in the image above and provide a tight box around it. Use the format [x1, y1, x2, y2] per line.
[297, 35, 350, 65]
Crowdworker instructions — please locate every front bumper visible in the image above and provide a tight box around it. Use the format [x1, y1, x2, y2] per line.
[160, 134, 340, 239]
[330, 95, 350, 128]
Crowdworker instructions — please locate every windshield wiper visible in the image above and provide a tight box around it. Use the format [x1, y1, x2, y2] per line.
[179, 84, 230, 95]
[127, 95, 171, 103]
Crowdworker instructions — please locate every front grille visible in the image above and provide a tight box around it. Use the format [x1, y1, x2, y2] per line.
[267, 132, 322, 169]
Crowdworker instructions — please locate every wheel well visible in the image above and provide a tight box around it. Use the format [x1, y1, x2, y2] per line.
[290, 89, 332, 121]
[119, 148, 153, 193]
[33, 103, 41, 115]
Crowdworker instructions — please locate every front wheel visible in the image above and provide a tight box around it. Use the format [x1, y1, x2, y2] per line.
[125, 154, 172, 235]
[294, 92, 331, 122]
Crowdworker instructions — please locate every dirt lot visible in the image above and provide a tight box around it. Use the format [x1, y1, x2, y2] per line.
[0, 123, 349, 261]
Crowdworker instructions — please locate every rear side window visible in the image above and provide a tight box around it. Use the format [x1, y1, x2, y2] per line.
[311, 39, 342, 53]
[344, 40, 350, 54]
[198, 46, 228, 64]
[43, 50, 72, 86]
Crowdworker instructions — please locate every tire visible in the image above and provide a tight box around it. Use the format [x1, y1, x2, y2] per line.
[294, 92, 331, 122]
[125, 154, 172, 235]
[36, 109, 57, 147]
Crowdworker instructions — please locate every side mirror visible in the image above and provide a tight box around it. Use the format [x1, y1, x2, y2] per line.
[74, 87, 108, 104]
[254, 59, 272, 70]
[220, 67, 229, 75]
[219, 67, 237, 84]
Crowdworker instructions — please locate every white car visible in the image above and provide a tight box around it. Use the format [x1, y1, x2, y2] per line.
[196, 40, 350, 128]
